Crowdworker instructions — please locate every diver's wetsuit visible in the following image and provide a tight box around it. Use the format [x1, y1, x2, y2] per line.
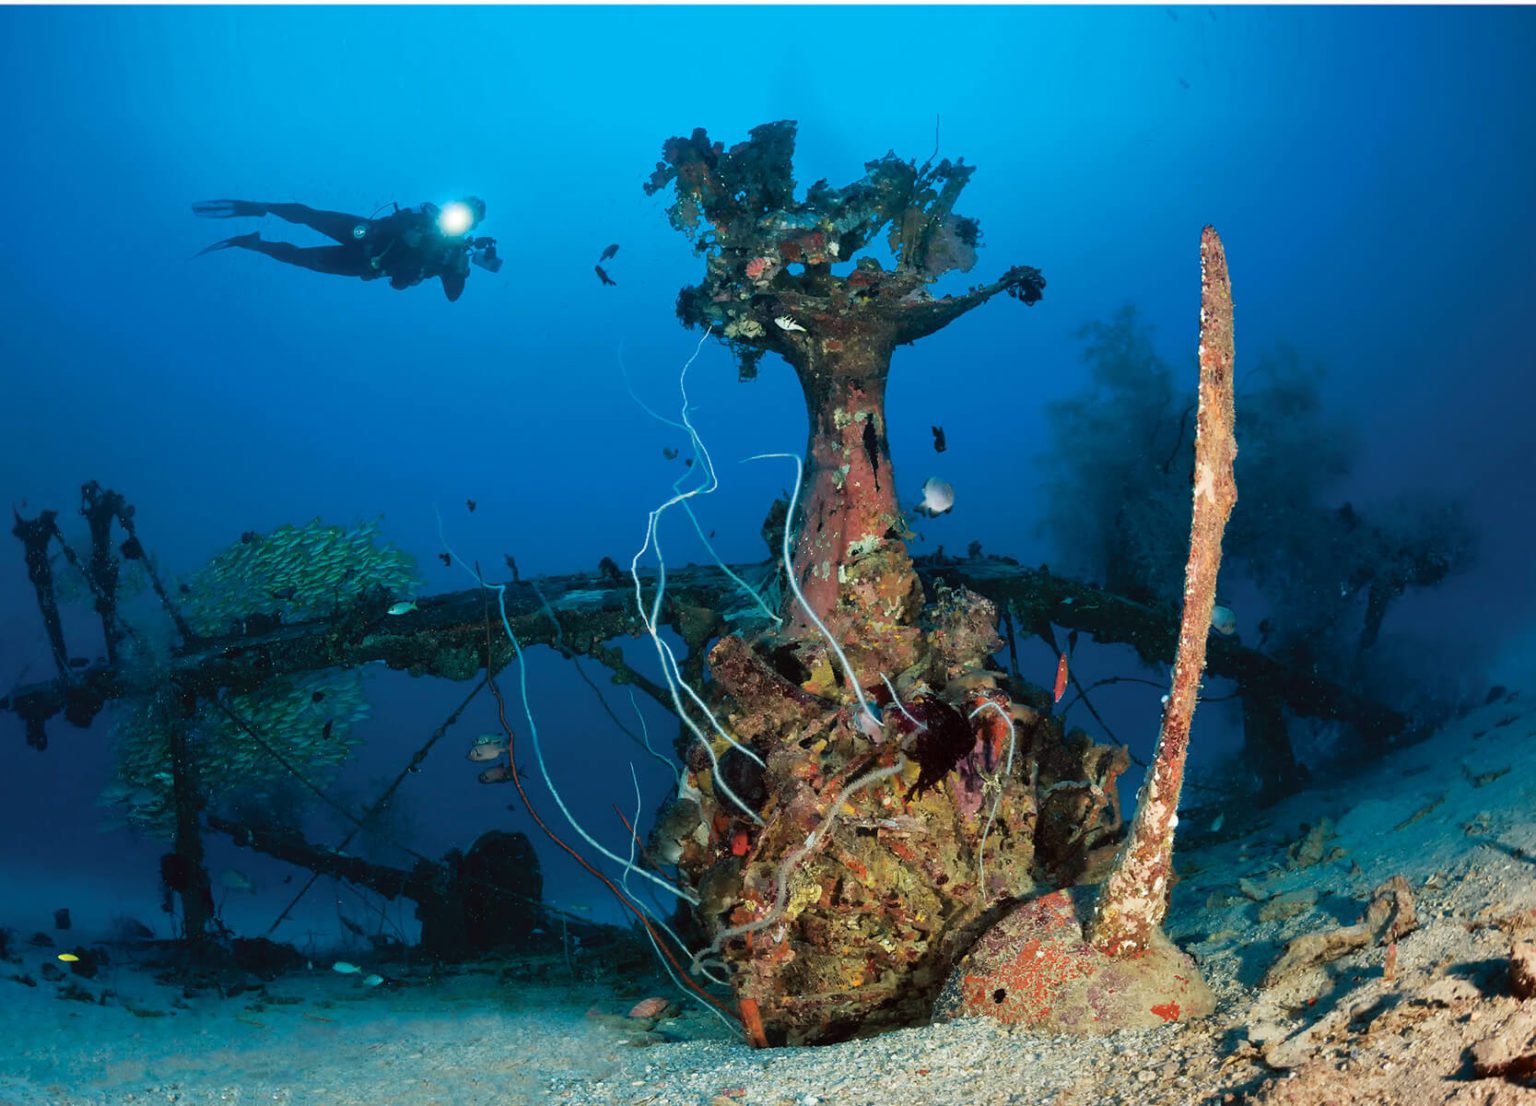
[193, 200, 480, 301]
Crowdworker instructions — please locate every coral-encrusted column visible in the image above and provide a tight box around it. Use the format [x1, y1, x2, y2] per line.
[782, 322, 924, 674]
[643, 122, 1062, 1046]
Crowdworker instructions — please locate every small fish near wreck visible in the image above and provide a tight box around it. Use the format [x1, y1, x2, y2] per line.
[466, 734, 509, 762]
[477, 763, 514, 785]
[914, 476, 955, 517]
[627, 997, 675, 1020]
[386, 600, 417, 616]
[218, 869, 254, 892]
[1210, 604, 1238, 635]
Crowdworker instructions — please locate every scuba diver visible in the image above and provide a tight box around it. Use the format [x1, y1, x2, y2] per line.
[192, 197, 501, 301]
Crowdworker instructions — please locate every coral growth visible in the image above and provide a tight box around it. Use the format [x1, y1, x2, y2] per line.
[639, 123, 1183, 1046]
[645, 120, 1043, 654]
[654, 226, 1238, 1045]
[670, 588, 1130, 1044]
[931, 889, 1214, 1031]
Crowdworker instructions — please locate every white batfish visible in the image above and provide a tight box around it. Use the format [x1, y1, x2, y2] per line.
[914, 477, 955, 518]
[1210, 605, 1237, 636]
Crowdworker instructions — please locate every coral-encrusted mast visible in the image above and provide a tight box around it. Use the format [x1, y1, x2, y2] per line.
[645, 121, 1043, 655]
[646, 123, 1066, 1046]
[1088, 226, 1238, 956]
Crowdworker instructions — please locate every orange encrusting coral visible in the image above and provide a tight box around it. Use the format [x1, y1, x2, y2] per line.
[932, 889, 1215, 1033]
[954, 893, 1094, 1025]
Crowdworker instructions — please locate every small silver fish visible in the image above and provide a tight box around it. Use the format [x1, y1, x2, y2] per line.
[218, 869, 254, 892]
[1210, 605, 1237, 636]
[360, 974, 384, 987]
[774, 315, 807, 333]
[467, 739, 508, 762]
[914, 477, 955, 518]
[332, 961, 361, 974]
[386, 601, 417, 616]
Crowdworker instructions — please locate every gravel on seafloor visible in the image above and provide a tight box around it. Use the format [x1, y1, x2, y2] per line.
[545, 1014, 1254, 1106]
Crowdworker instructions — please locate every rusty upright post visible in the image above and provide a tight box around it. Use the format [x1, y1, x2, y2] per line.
[165, 687, 214, 946]
[11, 509, 71, 683]
[80, 482, 128, 666]
[1089, 225, 1238, 956]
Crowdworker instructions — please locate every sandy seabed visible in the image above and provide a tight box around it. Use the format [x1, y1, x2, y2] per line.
[2, 680, 1534, 1106]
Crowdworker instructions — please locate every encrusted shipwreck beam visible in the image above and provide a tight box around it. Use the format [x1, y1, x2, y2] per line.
[206, 813, 546, 958]
[1, 562, 1403, 748]
[920, 558, 1405, 748]
[0, 569, 727, 739]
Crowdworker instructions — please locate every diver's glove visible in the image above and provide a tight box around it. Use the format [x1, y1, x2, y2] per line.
[192, 199, 268, 219]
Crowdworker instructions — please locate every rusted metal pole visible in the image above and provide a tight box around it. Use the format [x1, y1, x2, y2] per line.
[11, 509, 71, 685]
[1090, 226, 1238, 956]
[165, 705, 214, 945]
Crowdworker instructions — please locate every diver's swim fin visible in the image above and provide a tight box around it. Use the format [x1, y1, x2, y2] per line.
[192, 199, 268, 219]
[194, 232, 261, 257]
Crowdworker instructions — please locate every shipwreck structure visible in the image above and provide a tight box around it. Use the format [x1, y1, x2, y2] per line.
[3, 124, 1411, 1046]
[640, 121, 1076, 1042]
